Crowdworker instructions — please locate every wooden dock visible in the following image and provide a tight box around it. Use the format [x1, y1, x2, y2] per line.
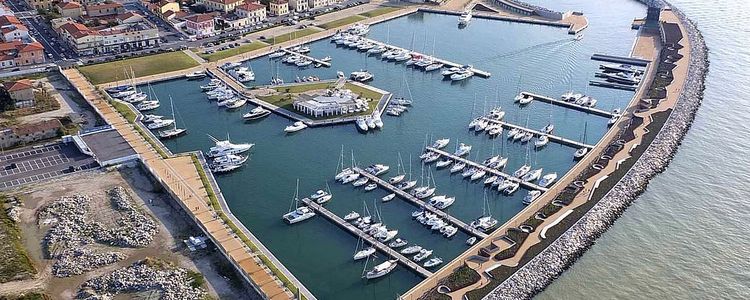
[480, 118, 594, 149]
[280, 48, 331, 67]
[520, 92, 617, 118]
[352, 168, 489, 239]
[348, 37, 491, 78]
[299, 197, 434, 278]
[424, 147, 548, 192]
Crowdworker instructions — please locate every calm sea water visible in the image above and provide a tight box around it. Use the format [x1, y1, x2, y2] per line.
[536, 0, 750, 299]
[140, 2, 651, 298]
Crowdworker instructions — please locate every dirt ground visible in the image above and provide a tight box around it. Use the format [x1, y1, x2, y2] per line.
[0, 165, 255, 300]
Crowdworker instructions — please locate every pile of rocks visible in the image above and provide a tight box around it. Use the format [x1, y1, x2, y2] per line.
[76, 260, 206, 300]
[483, 4, 709, 300]
[39, 187, 159, 278]
[53, 248, 126, 277]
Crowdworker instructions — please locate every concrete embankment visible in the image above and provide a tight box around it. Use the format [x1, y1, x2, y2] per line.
[482, 3, 709, 299]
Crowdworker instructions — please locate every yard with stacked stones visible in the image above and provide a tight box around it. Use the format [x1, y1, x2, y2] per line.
[0, 166, 256, 300]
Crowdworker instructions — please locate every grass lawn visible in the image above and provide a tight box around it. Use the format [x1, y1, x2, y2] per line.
[344, 83, 384, 100]
[359, 7, 401, 18]
[199, 41, 270, 62]
[273, 82, 335, 94]
[319, 15, 367, 30]
[262, 28, 322, 45]
[111, 100, 136, 123]
[79, 52, 200, 85]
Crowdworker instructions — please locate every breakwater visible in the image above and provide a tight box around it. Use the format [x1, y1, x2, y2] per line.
[482, 4, 709, 300]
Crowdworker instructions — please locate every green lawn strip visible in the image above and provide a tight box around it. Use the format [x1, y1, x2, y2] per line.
[319, 15, 367, 29]
[343, 82, 383, 100]
[79, 52, 199, 85]
[190, 154, 301, 297]
[0, 195, 36, 283]
[110, 98, 168, 158]
[111, 100, 136, 123]
[359, 7, 401, 18]
[262, 28, 322, 45]
[199, 41, 270, 62]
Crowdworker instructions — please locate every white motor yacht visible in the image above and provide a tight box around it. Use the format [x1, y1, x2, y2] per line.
[341, 173, 360, 184]
[424, 63, 444, 72]
[441, 66, 462, 76]
[450, 162, 466, 173]
[147, 118, 174, 130]
[344, 211, 360, 221]
[243, 106, 271, 120]
[432, 138, 450, 149]
[123, 92, 147, 103]
[413, 249, 433, 262]
[137, 100, 160, 111]
[450, 70, 474, 81]
[389, 238, 408, 248]
[282, 207, 315, 224]
[442, 226, 458, 238]
[352, 177, 369, 187]
[382, 193, 396, 202]
[574, 147, 589, 159]
[401, 245, 422, 255]
[503, 182, 520, 194]
[350, 70, 374, 82]
[507, 127, 520, 139]
[534, 135, 549, 148]
[112, 89, 136, 98]
[538, 172, 558, 187]
[454, 143, 472, 156]
[364, 183, 378, 191]
[211, 154, 248, 167]
[436, 159, 453, 169]
[208, 138, 254, 157]
[458, 11, 472, 25]
[269, 50, 286, 58]
[364, 259, 398, 279]
[225, 99, 247, 109]
[397, 180, 417, 190]
[470, 216, 498, 232]
[142, 114, 163, 123]
[519, 95, 533, 105]
[185, 71, 207, 79]
[284, 121, 308, 133]
[356, 117, 369, 132]
[388, 174, 405, 184]
[523, 190, 542, 205]
[542, 124, 554, 134]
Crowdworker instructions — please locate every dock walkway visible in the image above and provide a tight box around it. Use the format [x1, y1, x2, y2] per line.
[520, 92, 616, 118]
[480, 118, 595, 149]
[425, 147, 548, 192]
[350, 37, 491, 78]
[280, 48, 331, 67]
[300, 197, 433, 278]
[352, 167, 489, 239]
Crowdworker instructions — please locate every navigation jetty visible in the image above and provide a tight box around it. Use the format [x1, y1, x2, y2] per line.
[280, 48, 331, 67]
[300, 197, 433, 278]
[352, 167, 489, 239]
[480, 118, 595, 149]
[518, 92, 617, 118]
[425, 147, 548, 192]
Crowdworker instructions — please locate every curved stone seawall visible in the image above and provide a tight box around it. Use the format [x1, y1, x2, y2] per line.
[483, 4, 709, 300]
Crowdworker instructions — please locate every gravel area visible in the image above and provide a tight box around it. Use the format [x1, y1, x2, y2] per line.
[483, 3, 709, 299]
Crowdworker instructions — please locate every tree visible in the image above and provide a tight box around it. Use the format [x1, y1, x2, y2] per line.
[0, 88, 14, 112]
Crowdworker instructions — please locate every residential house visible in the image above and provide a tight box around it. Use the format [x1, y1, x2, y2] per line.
[185, 14, 215, 38]
[0, 41, 45, 69]
[308, 0, 333, 9]
[146, 0, 180, 15]
[56, 2, 84, 19]
[58, 20, 158, 55]
[289, 0, 308, 12]
[235, 2, 266, 24]
[0, 15, 29, 42]
[24, 0, 54, 10]
[116, 12, 145, 24]
[269, 0, 289, 16]
[58, 22, 99, 55]
[0, 119, 62, 149]
[85, 2, 126, 18]
[196, 0, 245, 13]
[1, 79, 35, 108]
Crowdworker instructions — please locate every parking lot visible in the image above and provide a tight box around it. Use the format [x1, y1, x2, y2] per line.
[0, 143, 98, 189]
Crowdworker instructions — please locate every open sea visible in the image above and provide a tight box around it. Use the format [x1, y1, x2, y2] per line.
[135, 0, 750, 298]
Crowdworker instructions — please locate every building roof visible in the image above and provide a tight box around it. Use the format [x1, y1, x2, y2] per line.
[270, 0, 288, 4]
[0, 15, 22, 27]
[12, 119, 62, 136]
[0, 41, 44, 54]
[204, 0, 244, 5]
[59, 22, 97, 39]
[85, 2, 124, 11]
[162, 10, 175, 19]
[1, 24, 27, 35]
[56, 1, 82, 10]
[2, 79, 33, 92]
[237, 2, 264, 11]
[185, 13, 215, 23]
[16, 42, 43, 51]
[79, 128, 137, 164]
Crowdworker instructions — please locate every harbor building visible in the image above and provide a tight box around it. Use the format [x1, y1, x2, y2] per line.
[292, 89, 367, 117]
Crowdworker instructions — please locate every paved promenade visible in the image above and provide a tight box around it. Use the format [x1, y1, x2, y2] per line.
[62, 68, 314, 300]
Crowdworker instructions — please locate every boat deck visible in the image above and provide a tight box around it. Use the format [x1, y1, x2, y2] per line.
[279, 48, 332, 67]
[300, 197, 434, 278]
[519, 92, 617, 118]
[480, 118, 595, 149]
[342, 37, 491, 78]
[352, 167, 489, 239]
[425, 147, 548, 192]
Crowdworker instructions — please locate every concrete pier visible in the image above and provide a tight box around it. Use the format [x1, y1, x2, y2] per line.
[520, 92, 617, 118]
[279, 48, 331, 67]
[480, 118, 594, 149]
[352, 167, 489, 239]
[300, 197, 434, 278]
[588, 80, 638, 91]
[425, 147, 548, 192]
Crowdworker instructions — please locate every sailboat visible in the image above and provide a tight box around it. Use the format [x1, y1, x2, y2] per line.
[282, 179, 315, 224]
[158, 96, 187, 139]
[470, 191, 498, 233]
[574, 122, 589, 159]
[364, 259, 398, 279]
[353, 237, 376, 260]
[311, 182, 333, 204]
[388, 153, 406, 184]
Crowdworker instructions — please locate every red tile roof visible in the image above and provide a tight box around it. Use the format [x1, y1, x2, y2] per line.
[0, 41, 44, 53]
[185, 14, 215, 23]
[57, 1, 82, 9]
[237, 2, 264, 11]
[0, 15, 22, 27]
[2, 79, 32, 92]
[205, 0, 244, 5]
[271, 0, 288, 4]
[60, 22, 97, 39]
[12, 119, 62, 136]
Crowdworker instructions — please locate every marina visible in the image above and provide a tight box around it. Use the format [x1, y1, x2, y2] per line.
[518, 91, 618, 118]
[353, 167, 490, 239]
[299, 197, 434, 278]
[479, 118, 595, 149]
[425, 147, 548, 192]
